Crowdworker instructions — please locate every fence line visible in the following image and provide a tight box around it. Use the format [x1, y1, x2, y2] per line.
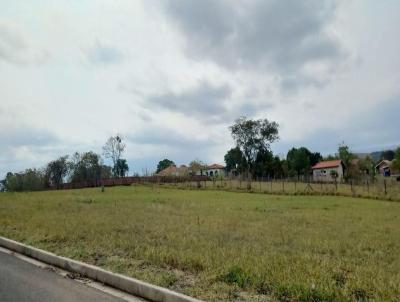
[53, 175, 400, 201]
[161, 176, 400, 202]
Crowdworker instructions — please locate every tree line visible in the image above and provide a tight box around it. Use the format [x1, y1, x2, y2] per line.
[224, 117, 400, 182]
[2, 118, 399, 192]
[155, 117, 400, 184]
[1, 135, 129, 192]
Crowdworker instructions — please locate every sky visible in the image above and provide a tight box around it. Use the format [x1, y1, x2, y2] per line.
[0, 0, 399, 176]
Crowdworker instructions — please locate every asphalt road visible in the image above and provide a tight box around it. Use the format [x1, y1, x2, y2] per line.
[0, 251, 127, 302]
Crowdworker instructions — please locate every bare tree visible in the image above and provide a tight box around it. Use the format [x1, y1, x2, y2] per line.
[103, 135, 126, 177]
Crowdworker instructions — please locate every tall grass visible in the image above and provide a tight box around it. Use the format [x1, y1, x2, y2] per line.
[0, 186, 399, 301]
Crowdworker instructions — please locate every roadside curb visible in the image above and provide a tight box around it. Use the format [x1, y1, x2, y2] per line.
[0, 236, 204, 302]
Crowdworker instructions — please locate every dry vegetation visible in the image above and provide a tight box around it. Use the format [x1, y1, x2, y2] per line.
[0, 186, 399, 301]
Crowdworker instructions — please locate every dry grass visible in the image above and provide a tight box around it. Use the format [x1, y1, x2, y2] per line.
[0, 185, 399, 301]
[176, 178, 400, 202]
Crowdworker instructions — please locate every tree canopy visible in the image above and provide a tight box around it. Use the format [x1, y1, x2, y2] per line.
[45, 155, 69, 186]
[114, 159, 129, 178]
[230, 117, 279, 179]
[392, 148, 400, 170]
[224, 147, 247, 174]
[69, 151, 103, 183]
[156, 159, 175, 173]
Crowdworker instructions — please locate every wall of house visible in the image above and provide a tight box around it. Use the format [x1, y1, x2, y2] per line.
[194, 169, 226, 177]
[313, 165, 343, 182]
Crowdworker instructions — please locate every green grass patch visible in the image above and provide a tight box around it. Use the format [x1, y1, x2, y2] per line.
[0, 185, 399, 301]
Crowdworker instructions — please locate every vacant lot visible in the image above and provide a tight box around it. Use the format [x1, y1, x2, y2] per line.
[0, 186, 399, 301]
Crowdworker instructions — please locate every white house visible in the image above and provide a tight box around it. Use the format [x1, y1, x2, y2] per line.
[195, 164, 226, 177]
[312, 160, 344, 182]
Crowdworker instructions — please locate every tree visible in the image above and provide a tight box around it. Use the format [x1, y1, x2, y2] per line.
[69, 151, 102, 183]
[392, 148, 400, 170]
[286, 147, 311, 180]
[4, 169, 46, 192]
[309, 152, 323, 167]
[358, 155, 375, 179]
[46, 155, 69, 187]
[114, 159, 129, 177]
[230, 117, 279, 187]
[103, 135, 126, 177]
[189, 159, 206, 175]
[0, 177, 5, 192]
[156, 159, 175, 173]
[381, 150, 395, 161]
[338, 142, 354, 180]
[100, 165, 113, 179]
[224, 147, 247, 175]
[253, 149, 274, 178]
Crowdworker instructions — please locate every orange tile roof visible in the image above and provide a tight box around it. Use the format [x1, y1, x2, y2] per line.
[207, 164, 225, 169]
[312, 160, 342, 169]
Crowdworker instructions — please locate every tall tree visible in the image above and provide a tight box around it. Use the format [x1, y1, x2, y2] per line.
[230, 117, 279, 186]
[46, 155, 69, 187]
[103, 135, 126, 177]
[69, 151, 102, 183]
[253, 149, 274, 178]
[114, 159, 129, 177]
[286, 147, 311, 179]
[224, 147, 247, 175]
[156, 159, 175, 173]
[338, 142, 354, 180]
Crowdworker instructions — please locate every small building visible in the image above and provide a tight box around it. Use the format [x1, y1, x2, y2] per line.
[312, 160, 344, 182]
[375, 160, 392, 177]
[156, 165, 189, 177]
[194, 164, 226, 177]
[204, 164, 226, 177]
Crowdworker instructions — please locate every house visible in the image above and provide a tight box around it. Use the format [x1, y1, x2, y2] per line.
[204, 164, 226, 177]
[311, 160, 344, 182]
[194, 164, 226, 177]
[375, 160, 393, 177]
[156, 165, 189, 177]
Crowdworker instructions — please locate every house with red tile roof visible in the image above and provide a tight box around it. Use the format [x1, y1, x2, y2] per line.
[311, 160, 344, 182]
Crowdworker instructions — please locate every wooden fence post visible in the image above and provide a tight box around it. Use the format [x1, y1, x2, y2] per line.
[384, 179, 387, 195]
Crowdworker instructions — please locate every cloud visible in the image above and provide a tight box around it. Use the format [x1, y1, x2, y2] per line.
[85, 40, 125, 65]
[0, 127, 59, 149]
[0, 127, 60, 176]
[161, 0, 348, 90]
[146, 81, 232, 121]
[144, 80, 266, 123]
[274, 95, 400, 155]
[0, 21, 48, 65]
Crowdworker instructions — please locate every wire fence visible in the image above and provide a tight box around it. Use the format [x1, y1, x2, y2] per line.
[153, 176, 400, 202]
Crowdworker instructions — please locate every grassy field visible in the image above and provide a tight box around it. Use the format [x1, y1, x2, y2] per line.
[0, 186, 399, 301]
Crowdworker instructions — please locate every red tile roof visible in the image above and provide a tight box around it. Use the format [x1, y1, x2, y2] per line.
[207, 164, 225, 169]
[156, 165, 188, 176]
[312, 160, 342, 169]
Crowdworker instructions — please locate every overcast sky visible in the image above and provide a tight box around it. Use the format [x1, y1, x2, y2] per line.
[0, 0, 399, 176]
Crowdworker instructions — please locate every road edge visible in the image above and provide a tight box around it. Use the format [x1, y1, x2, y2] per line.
[0, 236, 203, 302]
